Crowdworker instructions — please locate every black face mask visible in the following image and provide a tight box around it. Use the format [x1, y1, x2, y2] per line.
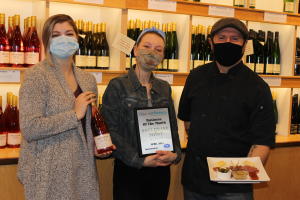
[213, 42, 244, 67]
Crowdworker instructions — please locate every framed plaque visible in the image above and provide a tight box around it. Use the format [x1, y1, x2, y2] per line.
[134, 107, 174, 156]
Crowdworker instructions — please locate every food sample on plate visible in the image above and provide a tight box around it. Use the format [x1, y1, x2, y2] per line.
[213, 160, 260, 180]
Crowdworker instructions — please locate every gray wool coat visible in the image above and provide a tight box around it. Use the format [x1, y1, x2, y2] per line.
[17, 59, 100, 200]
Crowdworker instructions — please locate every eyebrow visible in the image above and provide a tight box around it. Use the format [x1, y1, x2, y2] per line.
[52, 30, 75, 34]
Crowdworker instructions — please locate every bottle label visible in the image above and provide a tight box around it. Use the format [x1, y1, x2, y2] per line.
[0, 51, 9, 64]
[255, 63, 264, 73]
[249, 0, 255, 7]
[132, 57, 136, 66]
[246, 62, 255, 71]
[86, 56, 97, 67]
[0, 133, 7, 147]
[97, 56, 110, 68]
[10, 52, 24, 64]
[7, 132, 21, 145]
[24, 52, 39, 65]
[75, 55, 88, 67]
[266, 64, 274, 74]
[194, 60, 205, 68]
[190, 60, 194, 70]
[126, 57, 131, 69]
[163, 59, 168, 70]
[168, 59, 178, 71]
[94, 134, 113, 149]
[285, 2, 294, 12]
[273, 64, 280, 74]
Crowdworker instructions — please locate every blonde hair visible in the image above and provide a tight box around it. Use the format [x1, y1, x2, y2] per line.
[42, 14, 78, 65]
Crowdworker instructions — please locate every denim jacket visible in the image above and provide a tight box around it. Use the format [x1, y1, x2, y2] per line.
[102, 68, 181, 169]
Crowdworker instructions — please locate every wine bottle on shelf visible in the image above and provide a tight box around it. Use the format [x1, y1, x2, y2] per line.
[272, 91, 278, 125]
[0, 13, 10, 67]
[295, 37, 300, 75]
[234, 0, 245, 7]
[163, 23, 171, 71]
[291, 94, 298, 134]
[249, 0, 256, 8]
[126, 20, 134, 70]
[204, 26, 213, 64]
[273, 32, 281, 75]
[10, 15, 24, 67]
[190, 25, 196, 71]
[75, 20, 87, 69]
[24, 16, 40, 67]
[283, 0, 295, 13]
[85, 22, 97, 69]
[96, 23, 110, 70]
[255, 30, 265, 74]
[91, 102, 114, 154]
[264, 31, 274, 75]
[7, 95, 21, 148]
[22, 17, 30, 51]
[193, 25, 205, 68]
[0, 96, 7, 148]
[7, 16, 13, 46]
[246, 29, 256, 72]
[168, 23, 179, 72]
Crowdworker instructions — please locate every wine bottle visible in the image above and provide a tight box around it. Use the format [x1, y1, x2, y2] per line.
[193, 25, 205, 68]
[22, 17, 30, 51]
[273, 32, 281, 75]
[234, 0, 245, 7]
[96, 23, 110, 70]
[126, 20, 134, 70]
[0, 13, 10, 67]
[272, 91, 278, 125]
[25, 16, 40, 67]
[291, 94, 298, 134]
[249, 0, 256, 8]
[204, 26, 213, 64]
[245, 29, 256, 71]
[264, 31, 274, 75]
[295, 37, 300, 75]
[10, 15, 24, 67]
[283, 0, 295, 13]
[7, 16, 13, 46]
[91, 102, 113, 154]
[190, 25, 196, 71]
[168, 23, 179, 72]
[7, 95, 21, 148]
[0, 96, 7, 148]
[255, 30, 265, 74]
[75, 20, 87, 69]
[85, 22, 97, 69]
[163, 23, 171, 71]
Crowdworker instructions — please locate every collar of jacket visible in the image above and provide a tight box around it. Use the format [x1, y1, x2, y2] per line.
[128, 65, 162, 94]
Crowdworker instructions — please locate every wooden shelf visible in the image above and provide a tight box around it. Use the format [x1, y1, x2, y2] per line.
[48, 0, 125, 9]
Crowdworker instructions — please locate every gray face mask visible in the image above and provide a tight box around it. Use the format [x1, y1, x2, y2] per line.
[136, 49, 163, 72]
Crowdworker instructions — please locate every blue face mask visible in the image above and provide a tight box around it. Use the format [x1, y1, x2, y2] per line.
[50, 35, 79, 59]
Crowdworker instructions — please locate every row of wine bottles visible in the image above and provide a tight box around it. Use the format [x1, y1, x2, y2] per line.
[245, 29, 281, 75]
[0, 92, 21, 148]
[233, 0, 256, 8]
[190, 24, 213, 70]
[291, 93, 300, 134]
[75, 20, 110, 70]
[126, 19, 179, 72]
[295, 37, 300, 75]
[0, 14, 40, 67]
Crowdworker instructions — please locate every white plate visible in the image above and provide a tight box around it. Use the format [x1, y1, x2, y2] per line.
[207, 157, 270, 184]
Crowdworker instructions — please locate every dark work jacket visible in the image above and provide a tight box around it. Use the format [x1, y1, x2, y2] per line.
[178, 61, 275, 194]
[102, 67, 181, 169]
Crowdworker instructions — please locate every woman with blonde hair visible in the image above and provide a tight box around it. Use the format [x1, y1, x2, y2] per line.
[17, 14, 112, 200]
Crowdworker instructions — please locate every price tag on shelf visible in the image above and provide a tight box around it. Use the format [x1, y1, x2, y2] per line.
[74, 0, 103, 4]
[262, 77, 282, 87]
[89, 72, 102, 84]
[112, 33, 136, 55]
[208, 5, 234, 18]
[154, 73, 174, 85]
[148, 0, 177, 12]
[264, 12, 287, 23]
[0, 70, 20, 83]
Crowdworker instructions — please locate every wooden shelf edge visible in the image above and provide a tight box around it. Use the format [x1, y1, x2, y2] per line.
[48, 0, 126, 9]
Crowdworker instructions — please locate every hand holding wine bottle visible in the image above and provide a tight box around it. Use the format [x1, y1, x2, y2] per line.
[74, 91, 96, 120]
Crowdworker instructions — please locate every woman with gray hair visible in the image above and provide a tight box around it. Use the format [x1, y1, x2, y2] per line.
[17, 14, 112, 200]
